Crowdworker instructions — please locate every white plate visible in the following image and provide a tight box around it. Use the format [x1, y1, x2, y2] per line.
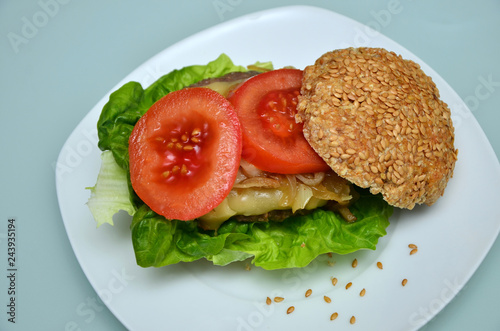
[56, 5, 500, 331]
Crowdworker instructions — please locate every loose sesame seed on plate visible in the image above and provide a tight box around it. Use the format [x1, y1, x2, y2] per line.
[286, 306, 295, 314]
[330, 312, 339, 321]
[305, 289, 312, 297]
[274, 296, 284, 303]
[377, 261, 383, 269]
[324, 296, 332, 303]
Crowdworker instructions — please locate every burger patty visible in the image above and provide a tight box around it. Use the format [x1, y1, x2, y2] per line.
[189, 71, 261, 87]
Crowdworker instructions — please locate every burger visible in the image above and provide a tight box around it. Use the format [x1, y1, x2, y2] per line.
[87, 48, 457, 270]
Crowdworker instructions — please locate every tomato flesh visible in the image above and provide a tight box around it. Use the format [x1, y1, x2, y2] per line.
[150, 118, 214, 190]
[228, 69, 329, 174]
[129, 87, 241, 221]
[258, 88, 301, 138]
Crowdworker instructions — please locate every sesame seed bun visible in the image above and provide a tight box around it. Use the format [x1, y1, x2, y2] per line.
[296, 47, 458, 209]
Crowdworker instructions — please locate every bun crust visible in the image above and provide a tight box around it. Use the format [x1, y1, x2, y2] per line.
[297, 47, 458, 209]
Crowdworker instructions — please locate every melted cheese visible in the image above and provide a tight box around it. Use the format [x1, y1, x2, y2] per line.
[199, 184, 327, 230]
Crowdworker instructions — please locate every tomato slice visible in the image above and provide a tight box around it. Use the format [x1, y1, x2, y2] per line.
[228, 69, 329, 174]
[129, 87, 242, 221]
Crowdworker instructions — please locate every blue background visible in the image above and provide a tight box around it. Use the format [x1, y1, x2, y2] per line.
[1, 0, 499, 330]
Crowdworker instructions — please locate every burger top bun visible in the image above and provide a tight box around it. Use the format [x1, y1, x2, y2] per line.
[296, 47, 458, 209]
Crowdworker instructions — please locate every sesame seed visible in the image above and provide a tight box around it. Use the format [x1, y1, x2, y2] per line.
[377, 262, 383, 269]
[351, 258, 358, 268]
[346, 148, 356, 155]
[287, 306, 295, 314]
[274, 297, 284, 303]
[331, 277, 338, 286]
[350, 316, 356, 324]
[345, 282, 352, 290]
[360, 288, 366, 297]
[402, 278, 408, 286]
[410, 248, 418, 255]
[324, 296, 332, 303]
[330, 312, 339, 321]
[408, 244, 418, 249]
[266, 297, 272, 305]
[305, 289, 312, 297]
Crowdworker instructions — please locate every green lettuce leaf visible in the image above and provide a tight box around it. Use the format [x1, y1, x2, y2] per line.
[131, 189, 392, 270]
[96, 53, 249, 171]
[87, 151, 136, 227]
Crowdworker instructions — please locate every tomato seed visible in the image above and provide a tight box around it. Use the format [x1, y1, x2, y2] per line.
[181, 164, 188, 175]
